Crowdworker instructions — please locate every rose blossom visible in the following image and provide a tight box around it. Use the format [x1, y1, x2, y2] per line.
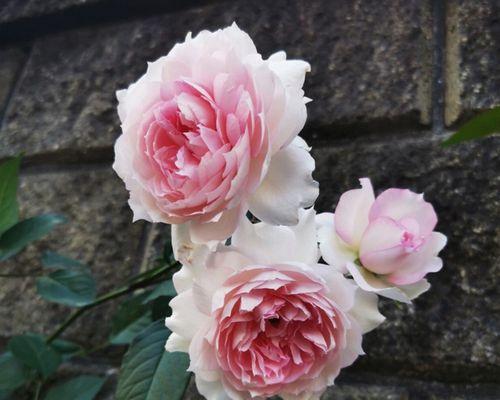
[165, 209, 384, 400]
[317, 178, 447, 303]
[113, 23, 318, 243]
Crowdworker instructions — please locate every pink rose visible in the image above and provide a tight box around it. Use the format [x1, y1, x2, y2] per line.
[317, 178, 447, 303]
[166, 209, 384, 400]
[113, 23, 318, 243]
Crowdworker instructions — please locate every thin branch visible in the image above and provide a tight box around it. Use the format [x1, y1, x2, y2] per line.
[46, 261, 177, 344]
[33, 381, 42, 400]
[74, 341, 109, 358]
[0, 271, 42, 278]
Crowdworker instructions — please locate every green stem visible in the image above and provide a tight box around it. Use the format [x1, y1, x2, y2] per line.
[0, 271, 42, 278]
[73, 341, 109, 358]
[33, 381, 42, 400]
[46, 262, 176, 344]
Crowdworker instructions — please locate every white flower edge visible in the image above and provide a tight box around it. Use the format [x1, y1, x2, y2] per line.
[248, 136, 319, 226]
[345, 261, 431, 304]
[316, 212, 357, 274]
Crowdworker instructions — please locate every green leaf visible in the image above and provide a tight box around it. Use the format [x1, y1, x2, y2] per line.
[111, 313, 153, 345]
[150, 296, 171, 321]
[442, 106, 500, 146]
[42, 251, 85, 269]
[162, 235, 175, 264]
[18, 334, 82, 361]
[110, 294, 152, 345]
[0, 156, 21, 236]
[142, 281, 176, 321]
[36, 267, 96, 307]
[8, 335, 61, 379]
[143, 280, 176, 303]
[116, 321, 191, 400]
[0, 214, 66, 261]
[50, 339, 83, 360]
[43, 375, 106, 400]
[0, 351, 34, 391]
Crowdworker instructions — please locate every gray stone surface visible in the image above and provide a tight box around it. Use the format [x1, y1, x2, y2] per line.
[182, 372, 500, 399]
[0, 167, 145, 346]
[0, 46, 27, 121]
[0, 0, 100, 23]
[142, 223, 171, 268]
[181, 378, 408, 400]
[445, 0, 500, 125]
[334, 372, 500, 400]
[223, 0, 433, 129]
[0, 0, 498, 398]
[322, 384, 408, 400]
[0, 0, 431, 159]
[312, 132, 500, 381]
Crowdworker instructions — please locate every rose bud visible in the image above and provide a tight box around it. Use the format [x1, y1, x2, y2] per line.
[317, 178, 447, 303]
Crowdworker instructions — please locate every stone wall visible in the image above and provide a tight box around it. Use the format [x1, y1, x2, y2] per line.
[0, 0, 498, 399]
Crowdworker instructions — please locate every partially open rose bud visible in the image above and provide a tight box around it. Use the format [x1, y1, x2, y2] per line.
[317, 178, 447, 303]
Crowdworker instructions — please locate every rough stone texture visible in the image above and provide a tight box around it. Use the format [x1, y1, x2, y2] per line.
[445, 0, 500, 125]
[181, 378, 410, 400]
[142, 223, 172, 268]
[0, 0, 218, 24]
[0, 0, 431, 159]
[182, 372, 500, 400]
[0, 0, 498, 398]
[312, 132, 500, 381]
[0, 45, 27, 121]
[0, 0, 101, 23]
[0, 167, 145, 346]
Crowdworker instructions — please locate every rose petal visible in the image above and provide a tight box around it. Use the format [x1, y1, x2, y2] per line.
[248, 137, 318, 226]
[171, 223, 212, 268]
[267, 56, 311, 152]
[195, 374, 232, 400]
[346, 262, 431, 303]
[313, 265, 356, 311]
[369, 188, 437, 236]
[385, 232, 447, 285]
[316, 212, 357, 274]
[334, 178, 375, 248]
[359, 216, 407, 275]
[232, 208, 320, 265]
[349, 288, 385, 334]
[188, 204, 246, 244]
[165, 332, 191, 353]
[166, 289, 209, 341]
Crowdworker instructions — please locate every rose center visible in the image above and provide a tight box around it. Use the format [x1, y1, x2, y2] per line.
[401, 231, 424, 253]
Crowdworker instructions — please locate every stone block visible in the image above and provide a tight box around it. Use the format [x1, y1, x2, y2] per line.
[0, 0, 432, 158]
[312, 132, 500, 380]
[0, 167, 145, 347]
[445, 0, 500, 125]
[0, 0, 100, 23]
[182, 371, 500, 399]
[208, 0, 433, 130]
[0, 45, 27, 121]
[181, 378, 409, 400]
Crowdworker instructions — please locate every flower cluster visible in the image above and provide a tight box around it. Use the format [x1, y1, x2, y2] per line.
[114, 24, 446, 400]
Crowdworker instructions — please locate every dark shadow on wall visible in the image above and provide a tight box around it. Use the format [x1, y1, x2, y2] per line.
[0, 0, 231, 43]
